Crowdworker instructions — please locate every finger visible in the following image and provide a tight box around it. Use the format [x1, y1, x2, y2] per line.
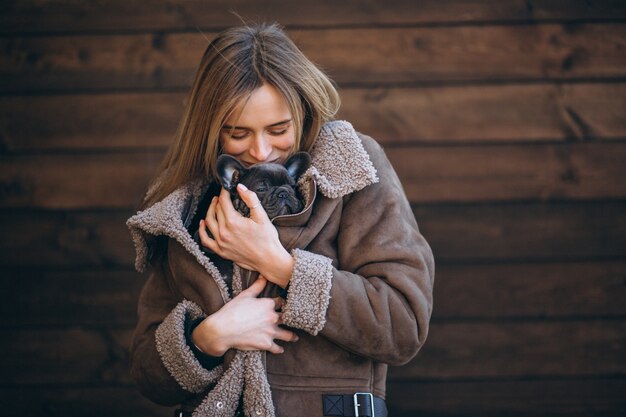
[215, 198, 227, 231]
[267, 342, 285, 355]
[236, 183, 269, 222]
[274, 328, 299, 343]
[198, 220, 219, 252]
[204, 197, 221, 242]
[218, 187, 238, 220]
[240, 276, 267, 297]
[272, 297, 284, 311]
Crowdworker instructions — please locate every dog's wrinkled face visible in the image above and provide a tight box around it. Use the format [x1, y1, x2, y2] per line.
[216, 152, 311, 219]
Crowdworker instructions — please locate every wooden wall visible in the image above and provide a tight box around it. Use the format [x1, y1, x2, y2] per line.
[1, 1, 625, 416]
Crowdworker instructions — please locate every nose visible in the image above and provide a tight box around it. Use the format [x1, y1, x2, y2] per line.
[249, 134, 273, 162]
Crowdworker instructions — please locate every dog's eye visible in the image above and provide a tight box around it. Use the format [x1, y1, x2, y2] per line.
[256, 186, 267, 192]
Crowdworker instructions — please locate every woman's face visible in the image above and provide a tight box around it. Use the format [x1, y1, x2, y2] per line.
[219, 83, 296, 167]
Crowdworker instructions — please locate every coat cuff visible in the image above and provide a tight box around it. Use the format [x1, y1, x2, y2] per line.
[155, 300, 223, 393]
[184, 316, 225, 370]
[281, 248, 333, 335]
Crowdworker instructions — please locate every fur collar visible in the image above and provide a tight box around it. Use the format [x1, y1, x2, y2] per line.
[126, 120, 379, 280]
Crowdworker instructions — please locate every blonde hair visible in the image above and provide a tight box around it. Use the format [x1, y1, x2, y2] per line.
[139, 22, 340, 210]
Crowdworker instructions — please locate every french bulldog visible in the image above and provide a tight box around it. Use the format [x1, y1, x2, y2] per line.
[190, 152, 311, 280]
[216, 151, 311, 219]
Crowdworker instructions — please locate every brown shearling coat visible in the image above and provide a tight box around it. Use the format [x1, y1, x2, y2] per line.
[126, 120, 435, 417]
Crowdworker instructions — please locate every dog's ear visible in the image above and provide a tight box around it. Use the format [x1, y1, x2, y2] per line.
[216, 154, 246, 191]
[284, 152, 311, 181]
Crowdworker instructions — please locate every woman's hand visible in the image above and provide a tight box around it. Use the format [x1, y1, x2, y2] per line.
[192, 276, 299, 356]
[198, 184, 294, 288]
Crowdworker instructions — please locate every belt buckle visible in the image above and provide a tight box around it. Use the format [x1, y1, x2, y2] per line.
[353, 392, 375, 417]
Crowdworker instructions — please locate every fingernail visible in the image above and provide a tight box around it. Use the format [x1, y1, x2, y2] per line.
[237, 183, 247, 191]
[294, 335, 299, 342]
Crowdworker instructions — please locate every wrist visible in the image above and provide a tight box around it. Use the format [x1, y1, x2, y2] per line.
[192, 315, 229, 357]
[262, 248, 294, 289]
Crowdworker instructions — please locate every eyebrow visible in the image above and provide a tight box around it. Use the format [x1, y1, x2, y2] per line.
[222, 119, 292, 130]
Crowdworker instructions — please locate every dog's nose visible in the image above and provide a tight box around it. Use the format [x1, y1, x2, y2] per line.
[278, 190, 288, 200]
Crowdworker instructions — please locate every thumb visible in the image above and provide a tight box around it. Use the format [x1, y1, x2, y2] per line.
[240, 275, 267, 297]
[237, 183, 269, 222]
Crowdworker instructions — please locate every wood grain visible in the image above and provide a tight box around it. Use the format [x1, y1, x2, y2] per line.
[0, 92, 186, 152]
[2, 83, 625, 152]
[432, 261, 626, 319]
[1, 328, 133, 385]
[0, 387, 172, 417]
[386, 378, 626, 417]
[0, 210, 135, 268]
[390, 320, 626, 380]
[0, 153, 162, 209]
[415, 201, 626, 262]
[1, 142, 624, 208]
[0, 269, 145, 327]
[2, 1, 626, 34]
[2, 24, 625, 92]
[0, 201, 624, 267]
[340, 83, 626, 144]
[389, 142, 626, 203]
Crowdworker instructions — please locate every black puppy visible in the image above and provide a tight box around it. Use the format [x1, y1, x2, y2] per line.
[216, 152, 311, 219]
[190, 152, 311, 280]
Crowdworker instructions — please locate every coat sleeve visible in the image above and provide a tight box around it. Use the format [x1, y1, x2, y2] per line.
[281, 135, 435, 366]
[129, 249, 223, 406]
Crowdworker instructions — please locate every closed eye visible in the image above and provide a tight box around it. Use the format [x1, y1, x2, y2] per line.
[231, 131, 249, 139]
[269, 128, 287, 136]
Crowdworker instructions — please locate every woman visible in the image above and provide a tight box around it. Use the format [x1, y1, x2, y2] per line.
[127, 22, 434, 417]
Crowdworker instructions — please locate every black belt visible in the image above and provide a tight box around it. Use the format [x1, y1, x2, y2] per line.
[323, 393, 387, 417]
[175, 392, 387, 417]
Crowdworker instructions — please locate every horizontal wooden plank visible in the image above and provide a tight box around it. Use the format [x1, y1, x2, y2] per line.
[2, 83, 626, 152]
[386, 378, 626, 417]
[0, 92, 186, 152]
[2, 0, 625, 34]
[1, 142, 625, 209]
[0, 201, 624, 267]
[1, 24, 625, 92]
[0, 153, 162, 209]
[389, 320, 626, 380]
[1, 261, 624, 327]
[2, 320, 624, 385]
[1, 328, 133, 385]
[389, 142, 626, 203]
[415, 201, 626, 262]
[0, 210, 136, 268]
[0, 269, 144, 327]
[432, 261, 626, 319]
[292, 24, 626, 85]
[341, 83, 626, 144]
[0, 387, 172, 416]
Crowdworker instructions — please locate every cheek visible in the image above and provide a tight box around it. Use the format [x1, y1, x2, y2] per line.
[274, 131, 297, 151]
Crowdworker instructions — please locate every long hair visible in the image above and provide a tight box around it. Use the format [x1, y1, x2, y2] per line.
[139, 22, 340, 210]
